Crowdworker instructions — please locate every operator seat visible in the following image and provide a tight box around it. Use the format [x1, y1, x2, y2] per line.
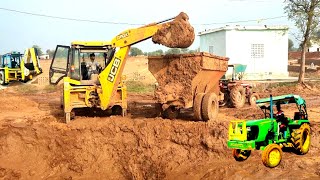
[81, 62, 89, 80]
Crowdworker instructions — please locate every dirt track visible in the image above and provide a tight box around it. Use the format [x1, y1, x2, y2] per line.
[1, 60, 320, 180]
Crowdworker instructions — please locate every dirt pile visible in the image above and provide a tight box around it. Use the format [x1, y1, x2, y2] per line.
[152, 12, 195, 48]
[148, 53, 228, 107]
[0, 117, 229, 179]
[148, 54, 202, 105]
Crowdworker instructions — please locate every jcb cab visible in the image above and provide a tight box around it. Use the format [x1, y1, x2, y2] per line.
[49, 41, 127, 123]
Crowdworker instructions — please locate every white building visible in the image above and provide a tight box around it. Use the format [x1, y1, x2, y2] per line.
[39, 54, 50, 60]
[199, 25, 289, 80]
[308, 41, 320, 52]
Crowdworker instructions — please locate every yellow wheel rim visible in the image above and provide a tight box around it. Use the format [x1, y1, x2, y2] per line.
[269, 149, 281, 167]
[302, 131, 311, 151]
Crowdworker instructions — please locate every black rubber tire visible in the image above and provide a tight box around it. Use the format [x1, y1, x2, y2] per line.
[219, 92, 229, 107]
[291, 123, 311, 155]
[201, 93, 219, 121]
[262, 144, 283, 168]
[65, 112, 71, 124]
[249, 93, 260, 106]
[0, 70, 6, 85]
[193, 93, 205, 121]
[112, 105, 123, 115]
[230, 85, 246, 108]
[163, 106, 180, 120]
[232, 149, 251, 161]
[154, 103, 163, 117]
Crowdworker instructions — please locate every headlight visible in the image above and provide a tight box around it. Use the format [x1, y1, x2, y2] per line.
[246, 127, 251, 131]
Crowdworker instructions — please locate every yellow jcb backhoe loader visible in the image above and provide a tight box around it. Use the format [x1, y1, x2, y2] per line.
[0, 48, 42, 85]
[49, 12, 194, 123]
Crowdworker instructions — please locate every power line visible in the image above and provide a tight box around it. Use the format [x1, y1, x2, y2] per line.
[194, 15, 287, 26]
[0, 7, 144, 25]
[0, 7, 287, 26]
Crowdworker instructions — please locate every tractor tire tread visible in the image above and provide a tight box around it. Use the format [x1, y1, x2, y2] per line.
[230, 85, 246, 108]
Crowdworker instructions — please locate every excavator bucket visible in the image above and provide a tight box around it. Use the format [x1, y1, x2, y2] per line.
[152, 12, 195, 48]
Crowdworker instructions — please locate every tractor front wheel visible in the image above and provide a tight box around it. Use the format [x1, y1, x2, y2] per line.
[232, 149, 251, 161]
[262, 144, 283, 168]
[249, 93, 260, 106]
[230, 85, 246, 108]
[291, 123, 311, 155]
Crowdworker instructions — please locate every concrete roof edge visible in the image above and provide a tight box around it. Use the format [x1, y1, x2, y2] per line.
[198, 25, 289, 36]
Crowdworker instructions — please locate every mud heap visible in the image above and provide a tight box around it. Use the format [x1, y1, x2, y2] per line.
[152, 12, 195, 48]
[148, 52, 229, 107]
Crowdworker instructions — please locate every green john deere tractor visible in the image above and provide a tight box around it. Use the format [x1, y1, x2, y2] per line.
[227, 94, 311, 168]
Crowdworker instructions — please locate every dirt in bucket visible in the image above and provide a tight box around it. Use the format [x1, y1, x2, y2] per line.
[152, 12, 195, 48]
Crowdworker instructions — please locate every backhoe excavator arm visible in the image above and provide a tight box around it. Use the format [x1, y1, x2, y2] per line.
[98, 18, 175, 110]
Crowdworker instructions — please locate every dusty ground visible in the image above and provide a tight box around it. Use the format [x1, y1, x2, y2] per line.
[0, 60, 320, 180]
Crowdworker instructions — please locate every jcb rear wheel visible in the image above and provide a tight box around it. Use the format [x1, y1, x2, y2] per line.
[291, 123, 311, 155]
[249, 93, 260, 106]
[232, 149, 251, 161]
[201, 93, 218, 121]
[262, 144, 282, 168]
[230, 85, 246, 108]
[193, 93, 205, 121]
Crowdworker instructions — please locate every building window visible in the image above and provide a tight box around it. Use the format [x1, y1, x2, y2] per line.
[209, 46, 214, 54]
[251, 44, 264, 58]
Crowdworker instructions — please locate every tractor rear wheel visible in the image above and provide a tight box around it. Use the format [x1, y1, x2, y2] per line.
[232, 149, 251, 161]
[230, 85, 246, 108]
[262, 144, 283, 168]
[201, 93, 218, 121]
[249, 93, 260, 106]
[291, 123, 311, 155]
[0, 70, 6, 85]
[193, 93, 205, 121]
[163, 106, 180, 120]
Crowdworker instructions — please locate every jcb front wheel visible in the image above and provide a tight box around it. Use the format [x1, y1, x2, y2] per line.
[291, 123, 311, 155]
[262, 144, 283, 168]
[65, 112, 71, 124]
[232, 149, 251, 161]
[0, 71, 6, 85]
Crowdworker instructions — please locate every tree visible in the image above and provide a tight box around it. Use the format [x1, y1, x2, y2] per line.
[129, 47, 143, 56]
[288, 38, 295, 51]
[165, 48, 181, 55]
[146, 49, 164, 56]
[285, 0, 320, 83]
[32, 45, 43, 56]
[46, 49, 55, 58]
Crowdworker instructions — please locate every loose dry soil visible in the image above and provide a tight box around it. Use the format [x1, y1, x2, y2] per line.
[152, 12, 195, 48]
[0, 60, 320, 180]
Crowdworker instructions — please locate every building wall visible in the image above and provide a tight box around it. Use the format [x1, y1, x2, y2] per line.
[200, 28, 288, 79]
[199, 31, 226, 56]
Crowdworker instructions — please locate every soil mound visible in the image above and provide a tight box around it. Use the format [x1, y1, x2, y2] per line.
[152, 12, 195, 48]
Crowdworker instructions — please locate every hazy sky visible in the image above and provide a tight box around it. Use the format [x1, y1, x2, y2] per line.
[0, 0, 294, 54]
